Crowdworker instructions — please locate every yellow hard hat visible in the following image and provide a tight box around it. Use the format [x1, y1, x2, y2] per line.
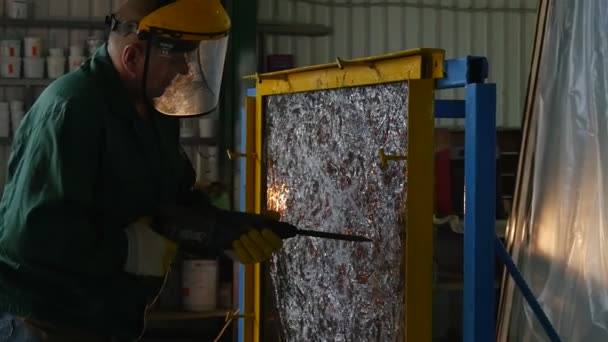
[137, 0, 231, 41]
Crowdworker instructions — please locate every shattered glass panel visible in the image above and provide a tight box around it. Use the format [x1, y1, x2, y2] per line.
[264, 82, 408, 342]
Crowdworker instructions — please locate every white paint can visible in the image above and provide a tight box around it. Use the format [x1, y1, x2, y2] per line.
[179, 118, 198, 138]
[0, 103, 10, 138]
[8, 0, 29, 19]
[198, 118, 215, 138]
[10, 100, 23, 113]
[11, 109, 24, 135]
[23, 37, 42, 57]
[68, 55, 85, 72]
[48, 48, 63, 57]
[0, 57, 21, 78]
[181, 259, 218, 311]
[206, 146, 220, 182]
[23, 57, 44, 78]
[0, 40, 21, 57]
[69, 45, 84, 57]
[47, 57, 66, 79]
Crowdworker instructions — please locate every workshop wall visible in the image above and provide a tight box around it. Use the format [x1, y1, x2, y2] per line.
[258, 0, 539, 128]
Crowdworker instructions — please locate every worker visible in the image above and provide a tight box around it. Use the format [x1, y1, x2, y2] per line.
[0, 1, 294, 341]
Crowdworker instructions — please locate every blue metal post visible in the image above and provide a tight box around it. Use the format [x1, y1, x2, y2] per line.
[238, 101, 247, 342]
[238, 88, 257, 342]
[464, 83, 497, 342]
[495, 237, 562, 342]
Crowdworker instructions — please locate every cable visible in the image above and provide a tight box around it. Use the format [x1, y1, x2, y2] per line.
[289, 0, 537, 14]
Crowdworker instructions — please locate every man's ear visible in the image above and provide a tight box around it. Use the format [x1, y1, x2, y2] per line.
[121, 43, 144, 78]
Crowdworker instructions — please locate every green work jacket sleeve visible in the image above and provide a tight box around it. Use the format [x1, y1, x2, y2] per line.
[3, 98, 126, 277]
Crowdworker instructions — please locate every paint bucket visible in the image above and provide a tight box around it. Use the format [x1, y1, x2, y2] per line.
[179, 118, 198, 138]
[68, 55, 85, 72]
[207, 146, 219, 182]
[11, 109, 24, 135]
[23, 37, 42, 57]
[10, 100, 24, 113]
[181, 259, 218, 311]
[0, 103, 10, 138]
[8, 0, 29, 19]
[69, 45, 84, 57]
[47, 57, 66, 79]
[23, 57, 43, 78]
[0, 57, 21, 78]
[48, 48, 63, 57]
[198, 118, 215, 138]
[0, 40, 21, 57]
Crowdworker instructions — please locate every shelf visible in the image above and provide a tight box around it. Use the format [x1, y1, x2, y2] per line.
[180, 137, 216, 146]
[0, 78, 54, 86]
[146, 309, 228, 321]
[0, 17, 105, 30]
[0, 18, 333, 37]
[0, 137, 216, 146]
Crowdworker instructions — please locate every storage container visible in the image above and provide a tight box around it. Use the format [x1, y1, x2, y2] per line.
[23, 57, 44, 78]
[181, 259, 218, 311]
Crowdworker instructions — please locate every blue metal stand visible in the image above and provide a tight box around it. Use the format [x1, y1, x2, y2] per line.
[237, 88, 258, 342]
[436, 57, 561, 342]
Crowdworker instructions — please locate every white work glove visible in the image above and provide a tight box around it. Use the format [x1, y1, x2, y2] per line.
[124, 217, 178, 277]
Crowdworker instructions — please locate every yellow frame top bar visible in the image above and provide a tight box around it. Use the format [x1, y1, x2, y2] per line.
[246, 48, 445, 95]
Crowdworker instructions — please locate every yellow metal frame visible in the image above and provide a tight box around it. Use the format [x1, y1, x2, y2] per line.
[242, 48, 444, 342]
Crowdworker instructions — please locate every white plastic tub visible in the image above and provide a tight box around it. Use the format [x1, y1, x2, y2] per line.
[0, 57, 21, 78]
[181, 259, 218, 311]
[11, 109, 24, 135]
[69, 45, 84, 57]
[47, 57, 66, 79]
[48, 48, 63, 57]
[23, 37, 42, 57]
[198, 118, 216, 138]
[10, 100, 23, 113]
[23, 57, 44, 78]
[8, 0, 28, 19]
[0, 103, 10, 138]
[0, 40, 21, 57]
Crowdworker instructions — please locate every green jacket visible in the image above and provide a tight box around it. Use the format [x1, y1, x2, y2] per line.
[0, 45, 199, 340]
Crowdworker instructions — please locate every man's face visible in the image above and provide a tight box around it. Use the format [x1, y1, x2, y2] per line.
[144, 45, 190, 98]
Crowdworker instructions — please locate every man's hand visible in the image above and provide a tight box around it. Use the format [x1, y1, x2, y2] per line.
[230, 228, 284, 264]
[151, 205, 297, 264]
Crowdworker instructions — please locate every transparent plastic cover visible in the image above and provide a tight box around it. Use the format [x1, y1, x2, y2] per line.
[152, 37, 228, 116]
[500, 1, 608, 341]
[264, 82, 408, 341]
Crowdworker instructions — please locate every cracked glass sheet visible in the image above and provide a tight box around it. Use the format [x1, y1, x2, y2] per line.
[264, 82, 408, 342]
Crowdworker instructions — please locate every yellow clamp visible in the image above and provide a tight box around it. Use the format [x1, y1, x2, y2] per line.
[226, 150, 257, 161]
[379, 148, 407, 169]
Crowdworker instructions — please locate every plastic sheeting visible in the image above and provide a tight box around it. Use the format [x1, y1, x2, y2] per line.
[264, 83, 408, 341]
[501, 1, 608, 341]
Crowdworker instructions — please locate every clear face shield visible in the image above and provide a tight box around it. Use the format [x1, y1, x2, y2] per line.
[143, 35, 228, 117]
